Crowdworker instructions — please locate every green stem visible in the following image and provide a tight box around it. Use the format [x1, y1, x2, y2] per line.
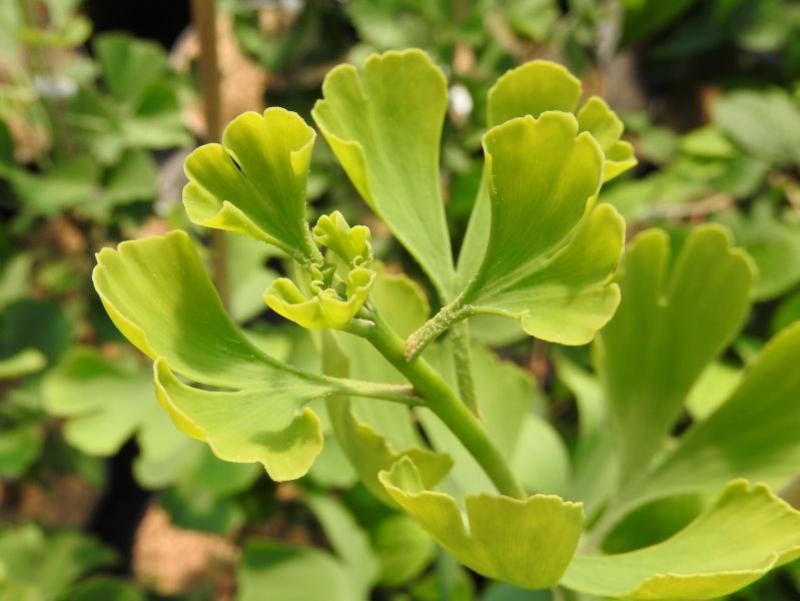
[356, 311, 525, 499]
[330, 379, 422, 407]
[405, 293, 472, 360]
[449, 321, 480, 416]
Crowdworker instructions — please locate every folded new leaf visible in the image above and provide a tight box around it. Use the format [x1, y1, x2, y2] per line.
[562, 481, 800, 600]
[92, 231, 336, 480]
[264, 268, 374, 330]
[435, 113, 624, 351]
[599, 226, 753, 487]
[313, 211, 372, 267]
[380, 457, 583, 590]
[312, 49, 455, 298]
[183, 107, 319, 263]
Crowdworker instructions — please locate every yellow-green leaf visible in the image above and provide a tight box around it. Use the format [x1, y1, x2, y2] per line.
[458, 60, 635, 288]
[598, 226, 753, 486]
[154, 359, 325, 481]
[92, 231, 359, 481]
[380, 457, 583, 590]
[457, 113, 624, 345]
[563, 481, 800, 600]
[630, 322, 800, 508]
[312, 49, 454, 297]
[183, 108, 318, 261]
[264, 268, 375, 330]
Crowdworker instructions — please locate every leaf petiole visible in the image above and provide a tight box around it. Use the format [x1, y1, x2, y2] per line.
[355, 309, 525, 499]
[405, 294, 474, 361]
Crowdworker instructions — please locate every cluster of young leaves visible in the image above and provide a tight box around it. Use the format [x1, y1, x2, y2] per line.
[0, 25, 188, 227]
[90, 41, 800, 600]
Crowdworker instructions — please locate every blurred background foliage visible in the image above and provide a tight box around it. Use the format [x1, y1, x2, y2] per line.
[2, 0, 800, 599]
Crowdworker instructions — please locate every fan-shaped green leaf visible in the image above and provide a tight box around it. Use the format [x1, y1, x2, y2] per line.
[380, 457, 583, 590]
[43, 348, 158, 456]
[92, 231, 385, 481]
[716, 202, 800, 301]
[487, 60, 582, 127]
[94, 232, 416, 481]
[599, 226, 753, 485]
[448, 113, 624, 347]
[312, 49, 454, 297]
[183, 108, 319, 261]
[94, 33, 168, 104]
[630, 322, 800, 509]
[714, 89, 800, 167]
[371, 514, 434, 587]
[92, 231, 287, 387]
[458, 60, 634, 289]
[562, 481, 800, 600]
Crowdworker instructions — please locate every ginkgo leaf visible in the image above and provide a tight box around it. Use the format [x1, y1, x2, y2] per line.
[422, 112, 624, 353]
[715, 202, 800, 301]
[154, 359, 325, 482]
[94, 33, 168, 104]
[93, 231, 286, 386]
[183, 108, 319, 262]
[92, 232, 406, 481]
[487, 60, 582, 127]
[458, 60, 634, 288]
[43, 347, 157, 456]
[713, 89, 800, 167]
[487, 60, 636, 182]
[562, 481, 800, 600]
[577, 96, 637, 182]
[627, 322, 800, 510]
[598, 225, 753, 486]
[312, 49, 455, 297]
[380, 457, 583, 590]
[371, 514, 435, 587]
